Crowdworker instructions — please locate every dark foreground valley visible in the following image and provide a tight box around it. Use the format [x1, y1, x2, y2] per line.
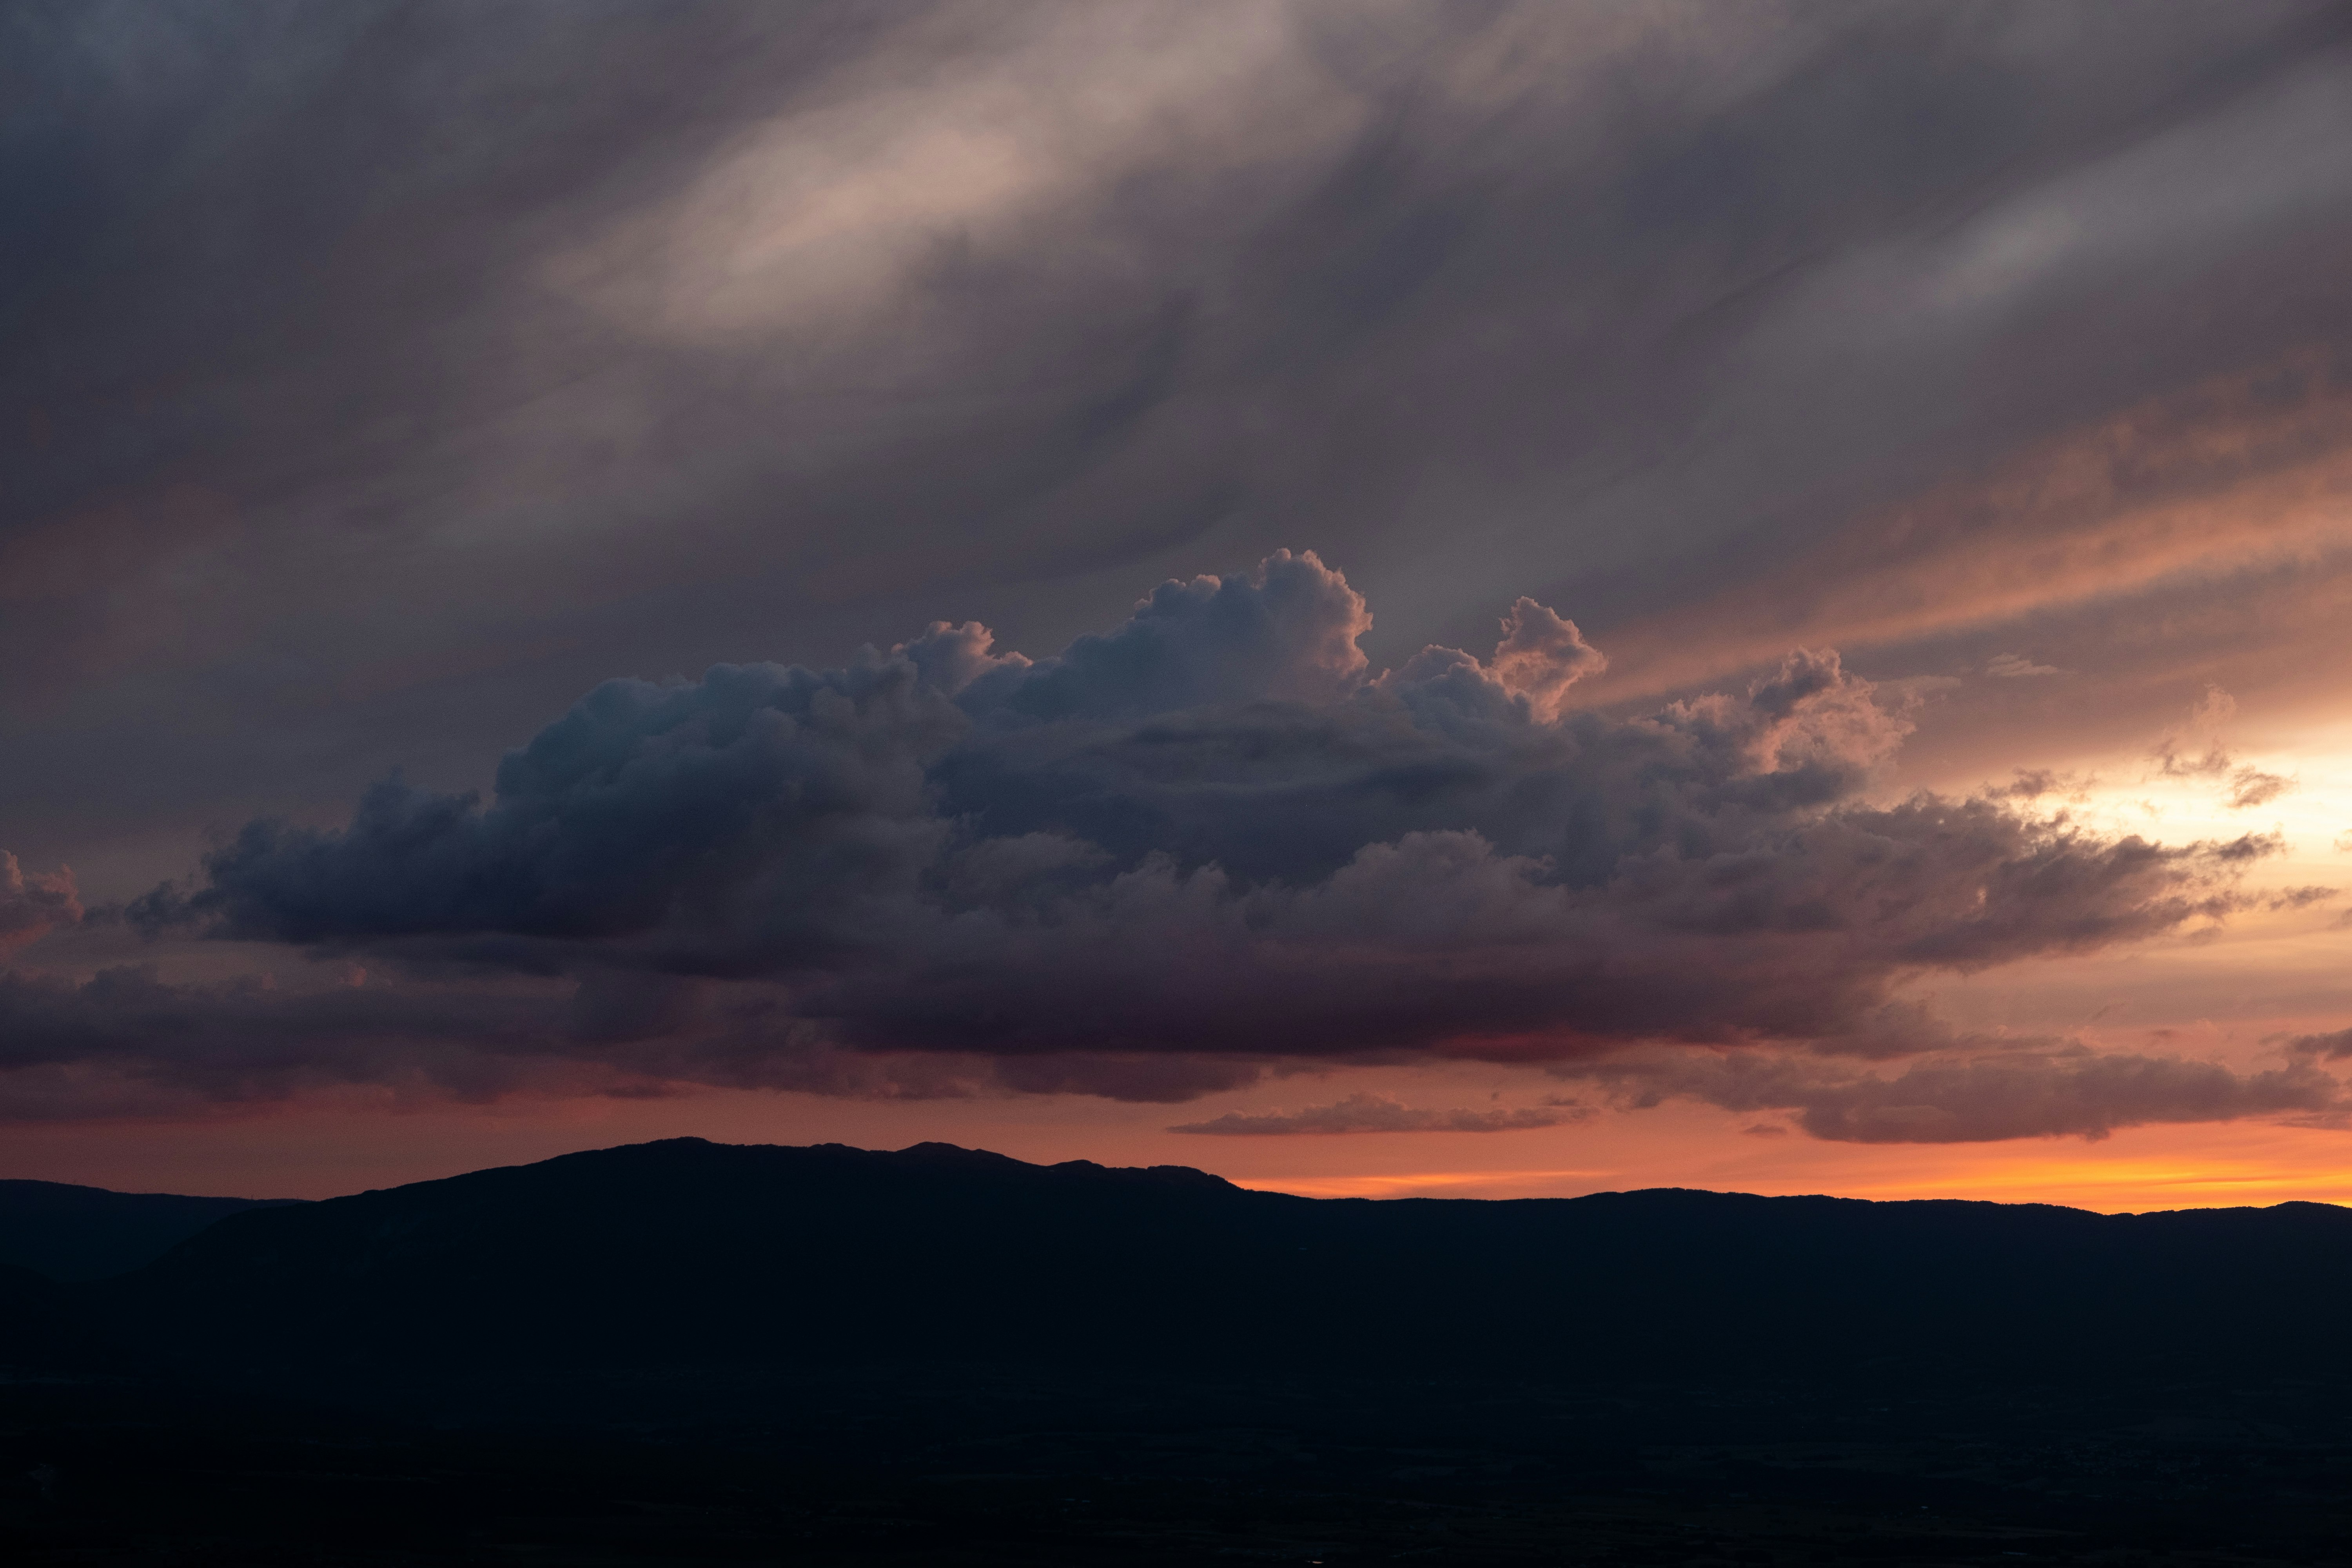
[7, 1138, 2352, 1566]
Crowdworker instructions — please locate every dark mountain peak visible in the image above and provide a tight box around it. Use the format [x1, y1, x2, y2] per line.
[131, 1138, 1255, 1288]
[416, 1135, 1238, 1193]
[1044, 1156, 1238, 1192]
[892, 1140, 1031, 1169]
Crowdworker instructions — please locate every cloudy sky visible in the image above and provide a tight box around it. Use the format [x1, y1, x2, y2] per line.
[7, 0, 2352, 1203]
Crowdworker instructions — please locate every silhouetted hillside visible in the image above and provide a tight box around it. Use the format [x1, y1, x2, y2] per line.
[19, 1143, 2352, 1565]
[0, 1179, 302, 1282]
[0, 1263, 134, 1376]
[90, 1138, 2352, 1394]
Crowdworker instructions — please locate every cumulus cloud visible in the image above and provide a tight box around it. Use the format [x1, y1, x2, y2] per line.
[985, 549, 1373, 721]
[1169, 1091, 1574, 1136]
[19, 551, 2274, 1123]
[1479, 599, 1606, 722]
[0, 854, 80, 951]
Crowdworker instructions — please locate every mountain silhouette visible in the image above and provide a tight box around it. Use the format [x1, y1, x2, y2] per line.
[73, 1137, 2352, 1394]
[20, 1141, 2352, 1565]
[0, 1178, 302, 1282]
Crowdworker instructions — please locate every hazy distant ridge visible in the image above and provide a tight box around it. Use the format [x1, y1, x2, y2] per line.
[0, 1179, 302, 1282]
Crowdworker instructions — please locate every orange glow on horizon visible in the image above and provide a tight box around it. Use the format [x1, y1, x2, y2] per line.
[1230, 1123, 2352, 1213]
[1233, 1160, 2352, 1212]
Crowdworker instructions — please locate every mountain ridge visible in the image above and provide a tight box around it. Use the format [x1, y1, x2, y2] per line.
[24, 1135, 2341, 1403]
[12, 1138, 2352, 1564]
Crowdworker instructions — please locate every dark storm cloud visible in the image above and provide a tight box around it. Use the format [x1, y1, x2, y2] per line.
[8, 1, 2352, 892]
[71, 550, 2274, 1127]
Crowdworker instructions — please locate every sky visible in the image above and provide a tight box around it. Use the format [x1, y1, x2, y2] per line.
[5, 0, 2351, 1204]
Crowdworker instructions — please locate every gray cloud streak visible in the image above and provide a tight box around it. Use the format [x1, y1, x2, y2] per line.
[1170, 1092, 1576, 1136]
[1581, 1045, 2340, 1143]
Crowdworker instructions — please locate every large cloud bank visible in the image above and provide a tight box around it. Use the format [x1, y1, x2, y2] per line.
[7, 551, 2307, 1129]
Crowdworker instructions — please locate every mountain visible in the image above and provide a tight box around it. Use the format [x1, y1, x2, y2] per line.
[87, 1137, 2352, 1393]
[23, 1141, 2352, 1565]
[0, 1178, 303, 1282]
[0, 1261, 134, 1375]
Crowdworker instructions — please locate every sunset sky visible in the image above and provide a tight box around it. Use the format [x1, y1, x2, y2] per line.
[5, 1, 2351, 1204]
